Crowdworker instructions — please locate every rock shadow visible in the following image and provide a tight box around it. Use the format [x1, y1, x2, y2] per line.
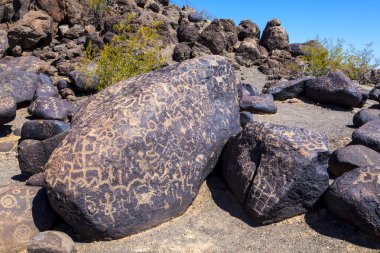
[305, 208, 380, 249]
[0, 125, 12, 137]
[297, 96, 353, 112]
[11, 174, 27, 182]
[206, 172, 261, 228]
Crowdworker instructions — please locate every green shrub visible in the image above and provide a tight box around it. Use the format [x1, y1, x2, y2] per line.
[300, 38, 380, 83]
[83, 14, 166, 91]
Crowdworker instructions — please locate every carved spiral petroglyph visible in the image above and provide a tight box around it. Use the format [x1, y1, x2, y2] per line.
[45, 55, 241, 239]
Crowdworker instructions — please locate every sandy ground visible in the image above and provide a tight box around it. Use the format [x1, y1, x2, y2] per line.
[0, 67, 379, 252]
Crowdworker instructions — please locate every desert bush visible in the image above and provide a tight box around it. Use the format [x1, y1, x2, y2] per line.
[300, 38, 379, 83]
[84, 14, 166, 90]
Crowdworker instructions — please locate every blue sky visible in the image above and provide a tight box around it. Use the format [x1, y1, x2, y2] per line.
[172, 0, 380, 59]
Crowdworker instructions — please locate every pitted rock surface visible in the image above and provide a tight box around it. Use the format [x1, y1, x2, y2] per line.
[44, 55, 241, 240]
[0, 30, 8, 57]
[325, 166, 380, 239]
[0, 185, 56, 253]
[21, 120, 70, 140]
[222, 122, 330, 224]
[0, 70, 42, 105]
[28, 97, 76, 120]
[0, 94, 16, 125]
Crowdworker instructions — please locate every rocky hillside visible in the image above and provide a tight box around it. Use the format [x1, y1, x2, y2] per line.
[1, 0, 380, 252]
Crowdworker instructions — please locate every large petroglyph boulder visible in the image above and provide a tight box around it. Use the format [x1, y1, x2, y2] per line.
[0, 185, 56, 253]
[45, 56, 241, 240]
[222, 122, 330, 224]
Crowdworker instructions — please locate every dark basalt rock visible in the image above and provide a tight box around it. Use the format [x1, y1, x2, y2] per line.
[237, 20, 260, 41]
[352, 120, 380, 152]
[28, 97, 76, 120]
[240, 94, 277, 114]
[369, 88, 380, 101]
[68, 70, 98, 93]
[259, 18, 289, 51]
[188, 13, 203, 23]
[325, 166, 380, 239]
[263, 77, 314, 101]
[26, 172, 46, 187]
[33, 83, 59, 100]
[0, 185, 56, 253]
[353, 109, 380, 128]
[329, 145, 380, 177]
[27, 231, 76, 253]
[177, 21, 199, 43]
[21, 120, 70, 141]
[305, 71, 363, 108]
[0, 94, 16, 125]
[44, 56, 241, 240]
[18, 132, 68, 177]
[222, 122, 330, 224]
[173, 42, 192, 62]
[0, 70, 42, 106]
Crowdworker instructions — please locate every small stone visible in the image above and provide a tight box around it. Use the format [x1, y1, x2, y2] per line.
[353, 109, 380, 128]
[240, 94, 277, 114]
[27, 231, 76, 253]
[26, 172, 46, 187]
[21, 120, 70, 141]
[28, 97, 76, 120]
[329, 145, 380, 177]
[240, 111, 254, 127]
[352, 120, 380, 152]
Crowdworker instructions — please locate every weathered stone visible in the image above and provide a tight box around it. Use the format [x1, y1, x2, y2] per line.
[0, 94, 16, 125]
[237, 20, 260, 41]
[173, 42, 192, 62]
[68, 70, 98, 92]
[34, 83, 59, 100]
[28, 97, 76, 120]
[0, 70, 41, 105]
[0, 185, 56, 253]
[200, 22, 226, 54]
[259, 18, 289, 51]
[222, 122, 330, 224]
[369, 88, 380, 101]
[177, 20, 199, 43]
[21, 120, 70, 141]
[44, 56, 240, 240]
[235, 38, 262, 63]
[13, 0, 30, 20]
[263, 77, 314, 100]
[0, 30, 9, 57]
[352, 120, 380, 152]
[34, 0, 88, 26]
[63, 24, 85, 40]
[8, 11, 53, 50]
[56, 80, 70, 90]
[188, 13, 203, 23]
[27, 231, 76, 253]
[26, 172, 46, 187]
[353, 109, 380, 128]
[325, 166, 380, 239]
[18, 132, 68, 177]
[240, 94, 277, 114]
[305, 71, 363, 108]
[0, 55, 50, 72]
[329, 145, 380, 177]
